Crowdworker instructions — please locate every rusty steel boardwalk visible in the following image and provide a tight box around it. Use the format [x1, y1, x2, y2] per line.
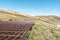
[0, 21, 34, 40]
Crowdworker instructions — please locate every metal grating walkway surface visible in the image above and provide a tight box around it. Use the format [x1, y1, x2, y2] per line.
[0, 21, 34, 40]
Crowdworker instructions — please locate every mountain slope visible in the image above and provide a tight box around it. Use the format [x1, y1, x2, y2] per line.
[25, 16, 60, 40]
[0, 9, 33, 21]
[0, 9, 60, 40]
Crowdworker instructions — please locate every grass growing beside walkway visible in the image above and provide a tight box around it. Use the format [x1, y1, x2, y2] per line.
[24, 20, 60, 40]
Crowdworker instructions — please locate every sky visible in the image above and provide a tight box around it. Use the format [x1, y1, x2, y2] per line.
[0, 0, 60, 16]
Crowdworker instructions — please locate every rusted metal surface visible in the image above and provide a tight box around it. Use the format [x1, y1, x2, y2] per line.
[0, 21, 34, 40]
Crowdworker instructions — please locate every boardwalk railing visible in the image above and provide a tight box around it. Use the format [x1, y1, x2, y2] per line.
[0, 20, 34, 40]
